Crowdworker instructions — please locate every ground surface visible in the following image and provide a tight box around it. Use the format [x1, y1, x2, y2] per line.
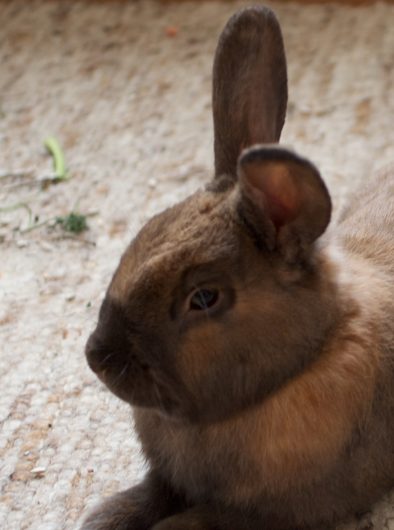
[0, 1, 393, 529]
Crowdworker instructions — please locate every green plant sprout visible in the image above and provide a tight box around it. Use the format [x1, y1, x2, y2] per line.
[55, 212, 89, 234]
[44, 136, 69, 181]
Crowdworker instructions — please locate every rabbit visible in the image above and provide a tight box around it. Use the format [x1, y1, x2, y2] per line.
[82, 5, 394, 530]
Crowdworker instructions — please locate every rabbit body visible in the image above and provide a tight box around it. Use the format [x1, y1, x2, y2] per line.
[132, 164, 394, 527]
[83, 6, 394, 530]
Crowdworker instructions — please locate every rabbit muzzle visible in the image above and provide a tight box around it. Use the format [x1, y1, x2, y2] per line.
[85, 297, 191, 417]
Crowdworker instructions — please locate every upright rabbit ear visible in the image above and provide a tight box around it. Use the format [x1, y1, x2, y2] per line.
[238, 146, 331, 264]
[213, 7, 288, 178]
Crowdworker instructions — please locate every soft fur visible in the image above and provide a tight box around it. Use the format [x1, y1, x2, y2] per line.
[82, 6, 394, 530]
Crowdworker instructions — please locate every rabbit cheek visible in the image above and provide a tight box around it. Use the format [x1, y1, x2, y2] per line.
[175, 321, 249, 422]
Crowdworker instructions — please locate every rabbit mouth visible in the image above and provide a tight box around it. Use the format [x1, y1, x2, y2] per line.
[86, 335, 183, 415]
[97, 356, 151, 402]
[98, 358, 185, 416]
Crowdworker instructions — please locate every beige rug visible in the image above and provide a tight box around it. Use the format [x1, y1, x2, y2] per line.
[0, 1, 393, 528]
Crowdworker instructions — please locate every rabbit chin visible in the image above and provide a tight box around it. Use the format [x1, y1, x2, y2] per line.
[100, 365, 191, 419]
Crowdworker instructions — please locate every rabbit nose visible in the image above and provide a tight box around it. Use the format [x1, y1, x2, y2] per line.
[85, 298, 132, 373]
[85, 327, 127, 375]
[85, 332, 109, 374]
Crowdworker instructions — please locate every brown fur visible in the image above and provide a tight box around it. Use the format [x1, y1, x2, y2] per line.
[82, 6, 394, 530]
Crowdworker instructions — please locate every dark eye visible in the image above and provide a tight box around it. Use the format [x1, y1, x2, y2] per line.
[189, 288, 219, 311]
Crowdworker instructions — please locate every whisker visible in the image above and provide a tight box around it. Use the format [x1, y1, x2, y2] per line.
[152, 379, 164, 408]
[117, 361, 130, 382]
[99, 352, 115, 366]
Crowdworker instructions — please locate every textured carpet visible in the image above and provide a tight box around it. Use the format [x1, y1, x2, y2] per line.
[0, 1, 393, 529]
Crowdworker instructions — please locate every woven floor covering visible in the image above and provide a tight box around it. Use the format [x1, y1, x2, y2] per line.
[0, 1, 393, 529]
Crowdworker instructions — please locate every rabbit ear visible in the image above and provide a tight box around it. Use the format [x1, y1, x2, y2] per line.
[213, 7, 288, 178]
[238, 146, 331, 264]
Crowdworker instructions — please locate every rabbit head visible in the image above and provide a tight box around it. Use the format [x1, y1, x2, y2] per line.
[86, 7, 335, 423]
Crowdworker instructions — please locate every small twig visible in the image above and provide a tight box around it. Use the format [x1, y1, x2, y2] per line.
[19, 219, 52, 234]
[2, 174, 70, 191]
[0, 169, 34, 180]
[0, 202, 33, 224]
[54, 234, 97, 246]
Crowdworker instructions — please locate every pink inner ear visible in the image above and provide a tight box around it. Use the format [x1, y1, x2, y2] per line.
[246, 162, 301, 230]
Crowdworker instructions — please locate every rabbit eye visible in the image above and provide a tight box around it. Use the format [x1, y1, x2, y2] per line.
[189, 288, 219, 311]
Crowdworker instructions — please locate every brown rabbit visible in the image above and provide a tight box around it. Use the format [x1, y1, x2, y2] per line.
[82, 6, 394, 530]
